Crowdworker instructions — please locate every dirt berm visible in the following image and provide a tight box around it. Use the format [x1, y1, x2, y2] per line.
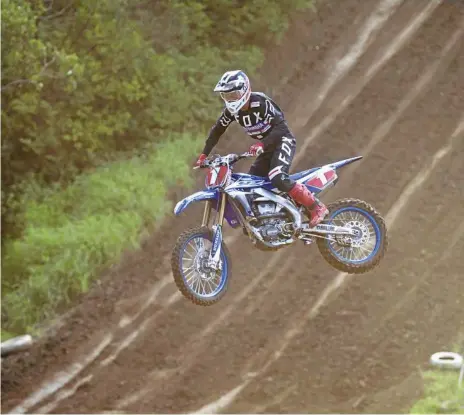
[2, 0, 463, 413]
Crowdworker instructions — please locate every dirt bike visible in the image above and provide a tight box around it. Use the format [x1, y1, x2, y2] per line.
[171, 151, 388, 306]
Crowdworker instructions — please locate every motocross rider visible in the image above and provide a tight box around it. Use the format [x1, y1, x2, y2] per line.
[194, 70, 328, 227]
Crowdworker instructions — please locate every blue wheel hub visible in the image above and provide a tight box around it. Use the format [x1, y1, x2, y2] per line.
[180, 234, 228, 298]
[328, 207, 381, 264]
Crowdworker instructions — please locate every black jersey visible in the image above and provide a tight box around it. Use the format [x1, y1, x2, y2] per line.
[202, 92, 290, 155]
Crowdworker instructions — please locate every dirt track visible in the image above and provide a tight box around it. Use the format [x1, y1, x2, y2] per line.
[2, 0, 464, 413]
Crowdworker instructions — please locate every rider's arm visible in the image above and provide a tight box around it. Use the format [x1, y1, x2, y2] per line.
[202, 109, 234, 156]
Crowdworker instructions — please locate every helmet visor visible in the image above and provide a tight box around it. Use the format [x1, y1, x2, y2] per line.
[220, 90, 243, 102]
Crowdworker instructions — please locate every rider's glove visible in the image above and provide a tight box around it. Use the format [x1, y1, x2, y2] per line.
[193, 153, 207, 168]
[249, 142, 264, 156]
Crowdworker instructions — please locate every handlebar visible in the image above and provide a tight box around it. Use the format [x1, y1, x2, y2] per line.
[193, 149, 262, 170]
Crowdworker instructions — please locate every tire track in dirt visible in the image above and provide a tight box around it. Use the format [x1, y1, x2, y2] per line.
[287, 0, 404, 130]
[6, 334, 113, 415]
[293, 0, 443, 166]
[342, 146, 463, 413]
[377, 219, 464, 329]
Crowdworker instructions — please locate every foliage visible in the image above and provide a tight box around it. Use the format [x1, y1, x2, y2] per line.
[1, 0, 314, 333]
[1, 330, 16, 341]
[410, 370, 464, 414]
[2, 135, 203, 332]
[2, 0, 312, 196]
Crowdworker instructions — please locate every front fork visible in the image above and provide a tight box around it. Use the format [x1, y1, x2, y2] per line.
[205, 192, 226, 269]
[201, 199, 212, 227]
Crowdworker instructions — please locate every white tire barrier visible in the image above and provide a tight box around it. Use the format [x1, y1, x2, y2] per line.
[429, 351, 463, 370]
[1, 335, 33, 358]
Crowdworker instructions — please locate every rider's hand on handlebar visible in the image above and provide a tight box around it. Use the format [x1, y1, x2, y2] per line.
[193, 153, 207, 169]
[248, 142, 264, 157]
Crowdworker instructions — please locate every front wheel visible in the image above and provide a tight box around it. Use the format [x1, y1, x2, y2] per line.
[316, 198, 388, 274]
[171, 226, 232, 306]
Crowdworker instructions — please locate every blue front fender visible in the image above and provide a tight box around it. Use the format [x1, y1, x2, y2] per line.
[174, 189, 218, 215]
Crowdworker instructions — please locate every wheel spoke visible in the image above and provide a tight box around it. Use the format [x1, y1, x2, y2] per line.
[180, 234, 225, 298]
[327, 208, 378, 263]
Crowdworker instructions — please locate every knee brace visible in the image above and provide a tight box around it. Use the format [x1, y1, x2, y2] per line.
[270, 172, 295, 193]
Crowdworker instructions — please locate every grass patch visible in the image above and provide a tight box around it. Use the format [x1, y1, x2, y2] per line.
[410, 340, 464, 414]
[1, 329, 17, 341]
[410, 370, 463, 414]
[2, 134, 203, 334]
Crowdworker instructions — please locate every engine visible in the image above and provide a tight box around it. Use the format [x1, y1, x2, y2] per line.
[251, 200, 291, 242]
[259, 218, 287, 241]
[253, 201, 277, 216]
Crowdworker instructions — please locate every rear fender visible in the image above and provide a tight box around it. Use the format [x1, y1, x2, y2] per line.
[329, 156, 363, 170]
[296, 156, 363, 195]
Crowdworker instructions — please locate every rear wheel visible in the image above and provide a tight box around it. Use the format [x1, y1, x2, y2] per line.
[316, 198, 388, 274]
[171, 226, 232, 305]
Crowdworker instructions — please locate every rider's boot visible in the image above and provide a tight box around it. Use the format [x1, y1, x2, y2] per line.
[288, 182, 329, 227]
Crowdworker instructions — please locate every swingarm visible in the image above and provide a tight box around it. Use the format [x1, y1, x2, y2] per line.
[300, 223, 358, 237]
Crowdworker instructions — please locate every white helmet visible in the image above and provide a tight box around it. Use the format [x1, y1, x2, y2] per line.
[214, 70, 251, 114]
